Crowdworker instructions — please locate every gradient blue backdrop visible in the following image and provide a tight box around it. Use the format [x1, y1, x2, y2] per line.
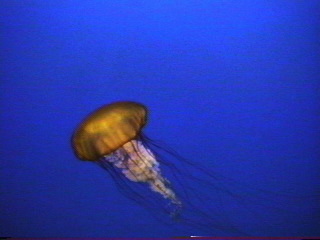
[1, 0, 319, 238]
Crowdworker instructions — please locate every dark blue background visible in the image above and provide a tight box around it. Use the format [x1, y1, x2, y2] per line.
[1, 0, 319, 238]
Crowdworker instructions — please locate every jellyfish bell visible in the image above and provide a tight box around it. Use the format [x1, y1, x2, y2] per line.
[72, 101, 148, 161]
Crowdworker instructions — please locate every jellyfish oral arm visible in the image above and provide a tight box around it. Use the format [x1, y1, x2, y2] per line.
[101, 139, 181, 207]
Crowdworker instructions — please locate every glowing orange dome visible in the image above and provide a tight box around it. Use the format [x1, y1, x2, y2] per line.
[72, 101, 148, 161]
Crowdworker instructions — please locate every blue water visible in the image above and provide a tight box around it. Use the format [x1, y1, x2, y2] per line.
[1, 0, 319, 238]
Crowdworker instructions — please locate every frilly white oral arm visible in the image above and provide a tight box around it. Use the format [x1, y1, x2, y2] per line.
[103, 139, 181, 206]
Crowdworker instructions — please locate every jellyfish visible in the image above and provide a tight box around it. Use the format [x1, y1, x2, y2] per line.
[72, 101, 182, 217]
[71, 101, 264, 234]
[72, 101, 318, 236]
